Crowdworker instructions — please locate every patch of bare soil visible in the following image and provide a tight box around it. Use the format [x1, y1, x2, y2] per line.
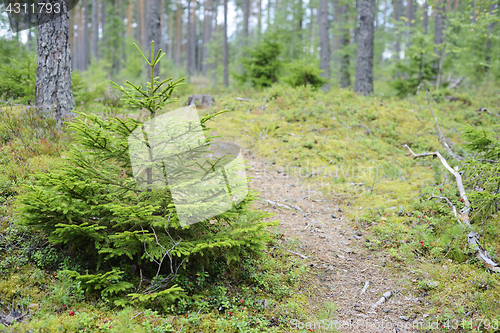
[242, 149, 423, 333]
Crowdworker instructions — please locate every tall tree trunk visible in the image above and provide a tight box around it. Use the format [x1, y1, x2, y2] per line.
[91, 0, 99, 60]
[309, 2, 315, 43]
[223, 0, 229, 87]
[100, 0, 106, 60]
[422, 0, 429, 35]
[318, 0, 330, 91]
[83, 0, 89, 70]
[485, 2, 495, 70]
[168, 6, 175, 61]
[127, 0, 133, 38]
[354, 0, 375, 95]
[70, 6, 75, 70]
[243, 0, 250, 39]
[36, 0, 75, 124]
[339, 3, 351, 88]
[175, 1, 182, 64]
[147, 0, 162, 78]
[257, 0, 262, 38]
[202, 0, 211, 75]
[434, 0, 445, 88]
[394, 0, 402, 59]
[406, 0, 414, 47]
[78, 6, 84, 71]
[191, 0, 197, 74]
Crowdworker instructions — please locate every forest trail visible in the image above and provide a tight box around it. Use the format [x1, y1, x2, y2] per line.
[242, 148, 421, 333]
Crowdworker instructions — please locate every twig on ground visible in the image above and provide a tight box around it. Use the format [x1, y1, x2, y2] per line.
[426, 90, 464, 161]
[369, 291, 392, 312]
[361, 281, 370, 294]
[287, 250, 309, 259]
[302, 160, 333, 180]
[234, 97, 252, 102]
[264, 199, 303, 213]
[405, 144, 500, 274]
[477, 107, 500, 117]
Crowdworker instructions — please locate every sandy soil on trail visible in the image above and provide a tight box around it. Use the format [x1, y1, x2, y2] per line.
[242, 149, 423, 333]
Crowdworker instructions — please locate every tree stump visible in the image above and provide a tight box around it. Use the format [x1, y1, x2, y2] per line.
[187, 94, 215, 107]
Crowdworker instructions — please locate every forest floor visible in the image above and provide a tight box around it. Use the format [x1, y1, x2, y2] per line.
[242, 146, 420, 333]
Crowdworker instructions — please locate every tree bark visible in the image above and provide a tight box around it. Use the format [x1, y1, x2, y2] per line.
[406, 0, 414, 47]
[422, 0, 429, 35]
[339, 3, 351, 88]
[485, 3, 496, 70]
[146, 0, 162, 78]
[175, 1, 182, 64]
[318, 0, 330, 91]
[100, 0, 106, 60]
[168, 4, 174, 61]
[91, 0, 99, 60]
[257, 0, 262, 38]
[202, 0, 211, 75]
[83, 0, 89, 70]
[354, 0, 375, 95]
[36, 0, 75, 124]
[127, 0, 133, 38]
[394, 0, 402, 59]
[434, 0, 445, 88]
[243, 0, 250, 39]
[223, 0, 229, 87]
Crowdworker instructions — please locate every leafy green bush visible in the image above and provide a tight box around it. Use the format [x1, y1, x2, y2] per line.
[18, 43, 275, 308]
[0, 55, 36, 103]
[283, 59, 328, 89]
[236, 33, 282, 88]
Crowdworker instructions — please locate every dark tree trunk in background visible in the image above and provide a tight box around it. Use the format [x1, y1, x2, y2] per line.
[190, 0, 197, 75]
[406, 0, 414, 47]
[202, 0, 211, 75]
[223, 0, 229, 87]
[243, 0, 250, 39]
[354, 0, 375, 95]
[100, 0, 106, 59]
[485, 3, 495, 70]
[187, 0, 193, 75]
[339, 3, 351, 88]
[318, 0, 330, 91]
[175, 1, 182, 64]
[83, 0, 89, 70]
[91, 0, 99, 60]
[434, 0, 445, 87]
[146, 0, 162, 78]
[168, 8, 174, 61]
[36, 0, 75, 124]
[422, 0, 429, 35]
[394, 0, 402, 59]
[257, 0, 262, 37]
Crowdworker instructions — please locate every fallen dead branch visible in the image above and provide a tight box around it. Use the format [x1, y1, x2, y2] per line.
[477, 107, 500, 117]
[287, 250, 309, 259]
[405, 144, 500, 274]
[448, 75, 465, 89]
[302, 160, 333, 180]
[264, 199, 304, 214]
[234, 97, 252, 102]
[369, 291, 392, 312]
[361, 281, 370, 294]
[426, 91, 464, 161]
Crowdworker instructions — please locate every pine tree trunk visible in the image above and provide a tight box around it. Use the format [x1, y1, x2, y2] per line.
[175, 1, 182, 64]
[36, 0, 75, 124]
[394, 0, 402, 59]
[318, 0, 330, 91]
[91, 0, 99, 60]
[434, 0, 445, 87]
[83, 0, 89, 70]
[190, 0, 197, 75]
[354, 0, 375, 95]
[127, 0, 133, 38]
[257, 0, 262, 38]
[202, 0, 211, 75]
[70, 6, 75, 70]
[406, 0, 414, 47]
[339, 3, 351, 88]
[78, 6, 84, 71]
[223, 0, 229, 87]
[485, 3, 495, 70]
[100, 0, 106, 60]
[146, 0, 162, 79]
[243, 0, 250, 39]
[168, 6, 175, 61]
[422, 0, 429, 35]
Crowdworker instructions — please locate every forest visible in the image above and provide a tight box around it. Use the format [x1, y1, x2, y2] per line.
[0, 0, 500, 331]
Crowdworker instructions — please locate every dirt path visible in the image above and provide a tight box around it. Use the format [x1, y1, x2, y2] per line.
[242, 149, 422, 333]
